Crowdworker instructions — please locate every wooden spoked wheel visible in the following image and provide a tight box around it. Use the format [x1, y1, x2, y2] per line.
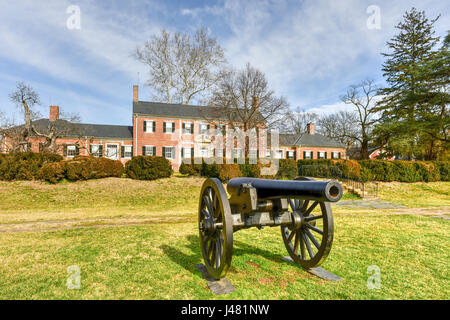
[198, 178, 233, 280]
[281, 199, 334, 269]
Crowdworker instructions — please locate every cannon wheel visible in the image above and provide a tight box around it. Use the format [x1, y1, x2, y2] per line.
[281, 199, 334, 269]
[198, 178, 233, 280]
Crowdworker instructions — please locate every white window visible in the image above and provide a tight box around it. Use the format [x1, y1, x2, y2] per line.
[144, 146, 156, 156]
[199, 124, 209, 135]
[145, 121, 155, 133]
[215, 124, 226, 136]
[232, 149, 243, 159]
[106, 144, 119, 160]
[304, 151, 313, 159]
[287, 151, 295, 159]
[183, 147, 192, 158]
[215, 148, 224, 157]
[164, 122, 175, 133]
[318, 151, 326, 159]
[123, 145, 132, 158]
[91, 144, 102, 157]
[249, 149, 258, 159]
[275, 150, 284, 159]
[164, 147, 175, 159]
[332, 151, 340, 159]
[67, 145, 77, 158]
[265, 149, 272, 158]
[183, 122, 193, 134]
[200, 147, 210, 158]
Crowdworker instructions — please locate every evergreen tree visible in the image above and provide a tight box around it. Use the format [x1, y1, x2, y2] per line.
[375, 8, 444, 159]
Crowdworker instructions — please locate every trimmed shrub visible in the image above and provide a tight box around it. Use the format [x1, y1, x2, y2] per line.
[276, 159, 298, 180]
[218, 164, 242, 182]
[239, 160, 261, 178]
[40, 156, 123, 183]
[125, 156, 172, 180]
[179, 158, 203, 176]
[40, 162, 66, 184]
[436, 161, 450, 181]
[0, 152, 63, 181]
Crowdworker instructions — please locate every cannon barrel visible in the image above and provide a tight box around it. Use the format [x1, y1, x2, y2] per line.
[227, 177, 343, 202]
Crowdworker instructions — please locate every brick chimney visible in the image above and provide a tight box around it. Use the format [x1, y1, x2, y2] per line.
[49, 106, 60, 121]
[133, 85, 139, 103]
[307, 122, 315, 135]
[252, 96, 259, 110]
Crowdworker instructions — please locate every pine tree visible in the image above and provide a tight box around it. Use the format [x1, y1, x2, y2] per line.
[375, 8, 443, 159]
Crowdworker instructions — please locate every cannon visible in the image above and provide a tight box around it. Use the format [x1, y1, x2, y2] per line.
[198, 177, 343, 279]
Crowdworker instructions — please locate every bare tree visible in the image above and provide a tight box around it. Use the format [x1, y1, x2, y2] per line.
[135, 28, 226, 104]
[7, 82, 82, 153]
[282, 107, 318, 138]
[209, 63, 289, 156]
[8, 82, 41, 151]
[340, 79, 379, 159]
[317, 111, 359, 147]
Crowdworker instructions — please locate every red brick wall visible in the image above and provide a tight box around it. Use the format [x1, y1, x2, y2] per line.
[25, 137, 133, 164]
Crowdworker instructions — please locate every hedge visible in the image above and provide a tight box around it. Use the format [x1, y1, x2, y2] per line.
[0, 152, 63, 181]
[40, 156, 123, 183]
[179, 158, 278, 182]
[297, 159, 449, 182]
[125, 156, 173, 180]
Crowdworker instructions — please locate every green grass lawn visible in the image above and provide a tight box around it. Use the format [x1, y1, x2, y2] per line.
[0, 177, 448, 299]
[369, 181, 450, 207]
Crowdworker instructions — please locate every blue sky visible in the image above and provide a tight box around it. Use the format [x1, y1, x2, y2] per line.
[0, 0, 448, 125]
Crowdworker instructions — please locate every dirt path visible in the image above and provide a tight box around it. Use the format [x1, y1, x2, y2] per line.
[0, 207, 448, 233]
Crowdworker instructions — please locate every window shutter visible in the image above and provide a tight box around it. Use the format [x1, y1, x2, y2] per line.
[294, 151, 297, 160]
[207, 124, 210, 132]
[131, 147, 133, 157]
[303, 151, 306, 159]
[142, 146, 146, 156]
[63, 145, 68, 156]
[191, 123, 194, 134]
[325, 152, 327, 159]
[338, 152, 341, 159]
[99, 145, 103, 157]
[191, 147, 194, 158]
[163, 122, 167, 133]
[89, 144, 92, 154]
[121, 146, 125, 158]
[75, 145, 80, 156]
[182, 123, 185, 131]
[181, 148, 184, 158]
[144, 121, 147, 132]
[172, 122, 175, 133]
[162, 147, 166, 157]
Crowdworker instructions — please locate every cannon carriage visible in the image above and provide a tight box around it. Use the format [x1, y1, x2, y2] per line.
[198, 177, 343, 280]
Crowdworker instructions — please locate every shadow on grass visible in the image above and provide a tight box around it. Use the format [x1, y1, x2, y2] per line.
[160, 234, 204, 279]
[161, 234, 304, 278]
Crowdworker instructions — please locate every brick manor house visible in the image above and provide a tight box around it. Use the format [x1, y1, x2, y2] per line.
[1, 86, 346, 170]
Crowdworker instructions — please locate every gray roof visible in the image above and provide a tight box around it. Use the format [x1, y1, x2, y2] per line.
[280, 133, 345, 148]
[32, 119, 133, 139]
[134, 101, 226, 119]
[133, 101, 264, 122]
